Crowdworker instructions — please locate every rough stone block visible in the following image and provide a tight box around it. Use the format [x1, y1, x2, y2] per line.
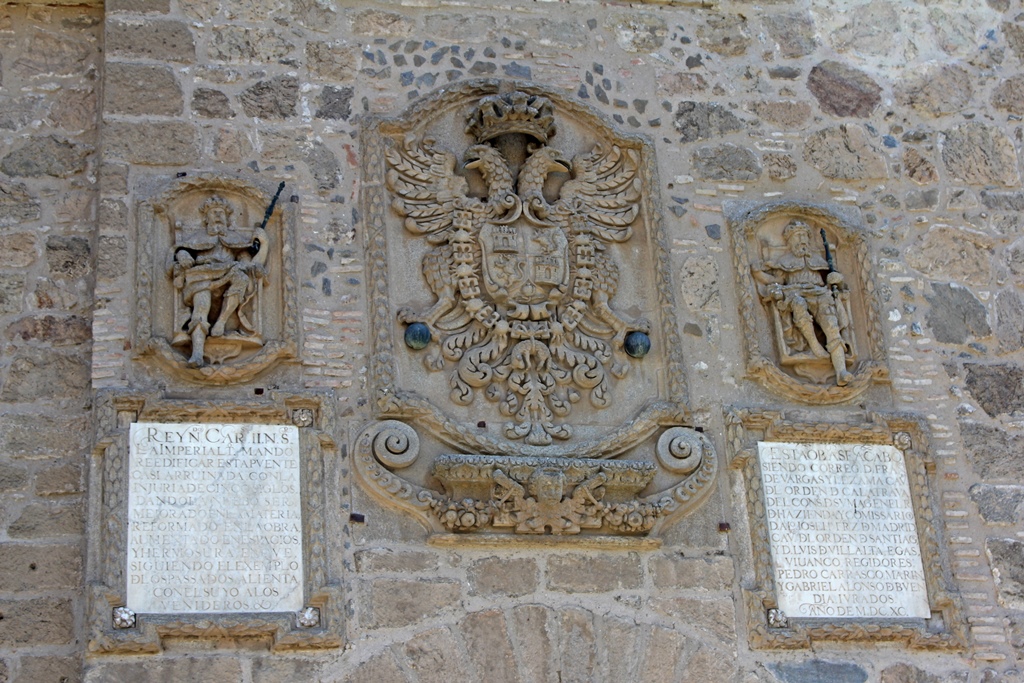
[362, 578, 461, 629]
[98, 163, 129, 194]
[0, 598, 73, 646]
[996, 290, 1024, 354]
[303, 141, 340, 193]
[679, 646, 738, 683]
[803, 125, 886, 179]
[345, 651, 408, 683]
[6, 502, 84, 538]
[673, 101, 743, 143]
[879, 663, 966, 683]
[208, 26, 294, 63]
[424, 14, 497, 42]
[350, 9, 413, 36]
[896, 64, 974, 118]
[14, 29, 94, 78]
[106, 0, 170, 11]
[0, 182, 41, 227]
[0, 234, 37, 268]
[0, 543, 81, 591]
[696, 13, 750, 56]
[0, 273, 27, 315]
[305, 41, 359, 81]
[763, 12, 816, 58]
[650, 554, 734, 591]
[0, 136, 90, 179]
[904, 148, 939, 184]
[82, 657, 242, 682]
[46, 237, 91, 280]
[649, 596, 735, 643]
[0, 463, 28, 493]
[504, 17, 588, 49]
[353, 548, 439, 573]
[987, 538, 1024, 610]
[764, 152, 797, 181]
[6, 315, 91, 346]
[749, 100, 811, 128]
[510, 605, 556, 683]
[403, 627, 470, 682]
[468, 557, 538, 597]
[964, 364, 1024, 418]
[908, 228, 992, 286]
[924, 283, 990, 344]
[460, 610, 519, 682]
[546, 553, 642, 592]
[942, 122, 1020, 186]
[250, 657, 322, 682]
[315, 86, 353, 121]
[0, 350, 90, 402]
[192, 88, 234, 119]
[960, 421, 1024, 481]
[14, 655, 81, 683]
[96, 236, 128, 279]
[607, 12, 667, 53]
[240, 76, 299, 120]
[638, 626, 686, 681]
[559, 608, 597, 682]
[0, 414, 91, 460]
[600, 615, 641, 680]
[692, 144, 761, 181]
[104, 63, 181, 116]
[768, 659, 867, 683]
[104, 121, 199, 166]
[106, 18, 195, 62]
[35, 462, 83, 496]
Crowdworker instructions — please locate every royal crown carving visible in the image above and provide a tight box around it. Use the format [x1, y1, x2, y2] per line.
[358, 81, 714, 538]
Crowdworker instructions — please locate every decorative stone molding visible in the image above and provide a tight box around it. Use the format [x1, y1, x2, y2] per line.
[134, 175, 297, 384]
[86, 391, 340, 654]
[726, 408, 966, 649]
[726, 200, 889, 403]
[357, 80, 714, 537]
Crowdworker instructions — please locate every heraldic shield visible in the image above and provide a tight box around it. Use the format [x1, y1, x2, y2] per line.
[358, 81, 716, 538]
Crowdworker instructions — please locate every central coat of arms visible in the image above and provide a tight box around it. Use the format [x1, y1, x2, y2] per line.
[386, 91, 649, 446]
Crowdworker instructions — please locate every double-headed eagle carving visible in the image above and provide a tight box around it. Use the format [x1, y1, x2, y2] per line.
[386, 91, 648, 446]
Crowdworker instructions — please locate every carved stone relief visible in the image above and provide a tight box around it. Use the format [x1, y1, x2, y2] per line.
[727, 201, 889, 403]
[87, 392, 340, 654]
[134, 175, 297, 384]
[725, 408, 966, 649]
[358, 80, 715, 538]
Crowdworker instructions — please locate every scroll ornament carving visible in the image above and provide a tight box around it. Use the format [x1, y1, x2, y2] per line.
[387, 91, 650, 447]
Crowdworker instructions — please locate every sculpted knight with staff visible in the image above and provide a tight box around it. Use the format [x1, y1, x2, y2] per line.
[752, 219, 854, 386]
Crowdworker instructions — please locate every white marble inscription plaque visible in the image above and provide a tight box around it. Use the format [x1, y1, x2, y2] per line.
[759, 442, 929, 620]
[127, 422, 303, 614]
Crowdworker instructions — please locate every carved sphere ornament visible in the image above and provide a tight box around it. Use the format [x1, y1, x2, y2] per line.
[623, 331, 651, 358]
[403, 322, 431, 350]
[371, 420, 420, 469]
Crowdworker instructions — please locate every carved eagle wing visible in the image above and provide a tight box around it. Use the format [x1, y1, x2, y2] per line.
[557, 144, 641, 243]
[385, 134, 473, 236]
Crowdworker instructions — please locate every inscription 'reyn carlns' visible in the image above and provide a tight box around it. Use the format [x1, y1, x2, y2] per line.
[758, 442, 929, 620]
[127, 423, 303, 614]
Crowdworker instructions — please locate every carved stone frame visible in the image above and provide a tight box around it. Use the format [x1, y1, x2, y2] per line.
[360, 78, 690, 458]
[134, 174, 299, 384]
[86, 391, 341, 653]
[726, 200, 889, 404]
[726, 408, 966, 650]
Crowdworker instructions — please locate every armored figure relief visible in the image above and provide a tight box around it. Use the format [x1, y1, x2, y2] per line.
[752, 220, 854, 386]
[386, 90, 650, 446]
[169, 195, 268, 367]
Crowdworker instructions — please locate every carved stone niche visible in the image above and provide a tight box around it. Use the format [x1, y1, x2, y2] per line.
[86, 391, 340, 654]
[134, 175, 297, 384]
[358, 80, 715, 540]
[726, 201, 889, 404]
[726, 408, 966, 650]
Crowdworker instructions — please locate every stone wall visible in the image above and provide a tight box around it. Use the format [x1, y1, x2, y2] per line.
[0, 0, 1023, 680]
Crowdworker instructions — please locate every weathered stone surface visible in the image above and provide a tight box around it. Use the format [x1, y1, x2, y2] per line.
[924, 283, 990, 344]
[510, 605, 556, 682]
[211, 127, 250, 163]
[692, 144, 761, 181]
[345, 651, 408, 683]
[316, 86, 353, 120]
[401, 628, 469, 682]
[14, 29, 93, 78]
[303, 141, 340, 192]
[0, 234, 37, 268]
[250, 658, 322, 683]
[547, 553, 642, 592]
[941, 122, 1020, 187]
[504, 17, 588, 49]
[965, 364, 1024, 417]
[674, 102, 744, 143]
[696, 14, 750, 56]
[0, 95, 45, 132]
[906, 188, 938, 210]
[106, 19, 195, 62]
[600, 616, 641, 680]
[988, 538, 1024, 610]
[650, 554, 734, 590]
[1004, 21, 1024, 60]
[97, 236, 128, 279]
[763, 12, 816, 58]
[679, 646, 737, 683]
[608, 13, 667, 53]
[0, 182, 41, 227]
[423, 14, 497, 42]
[996, 290, 1024, 354]
[896, 64, 974, 118]
[361, 579, 461, 628]
[748, 100, 811, 128]
[970, 484, 1024, 525]
[0, 414, 90, 460]
[803, 125, 887, 180]
[104, 121, 199, 165]
[82, 658, 243, 682]
[6, 503, 84, 538]
[192, 88, 234, 118]
[993, 74, 1024, 115]
[50, 87, 97, 134]
[104, 63, 181, 116]
[807, 61, 881, 118]
[468, 557, 538, 597]
[0, 350, 89, 402]
[98, 198, 128, 233]
[15, 656, 81, 683]
[906, 227, 992, 286]
[353, 548, 438, 573]
[649, 596, 735, 643]
[460, 610, 518, 683]
[0, 275, 26, 316]
[46, 237, 91, 280]
[209, 26, 294, 62]
[6, 316, 90, 346]
[961, 421, 1024, 480]
[904, 148, 938, 185]
[35, 462, 83, 496]
[764, 153, 797, 181]
[305, 41, 359, 81]
[240, 76, 299, 119]
[0, 543, 81, 590]
[560, 608, 597, 682]
[769, 660, 868, 683]
[879, 663, 966, 683]
[0, 598, 73, 646]
[107, 0, 170, 11]
[0, 463, 28, 493]
[350, 9, 413, 36]
[0, 136, 90, 179]
[678, 256, 721, 312]
[657, 71, 708, 97]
